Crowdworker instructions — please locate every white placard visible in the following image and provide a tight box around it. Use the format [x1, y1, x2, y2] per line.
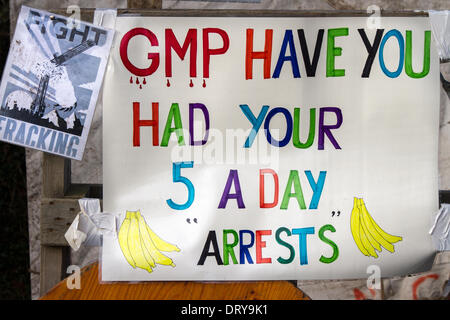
[102, 16, 439, 281]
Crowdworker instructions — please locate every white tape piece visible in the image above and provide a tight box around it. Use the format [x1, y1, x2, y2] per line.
[64, 198, 118, 251]
[428, 10, 450, 61]
[77, 209, 101, 247]
[64, 214, 87, 251]
[79, 198, 101, 216]
[430, 204, 450, 251]
[429, 206, 447, 234]
[93, 9, 118, 29]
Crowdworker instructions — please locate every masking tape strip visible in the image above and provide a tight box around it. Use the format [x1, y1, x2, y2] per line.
[430, 203, 450, 251]
[64, 198, 117, 251]
[93, 8, 118, 29]
[428, 10, 450, 62]
[430, 206, 447, 235]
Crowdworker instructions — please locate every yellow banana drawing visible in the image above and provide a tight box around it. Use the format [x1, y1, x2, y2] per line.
[118, 212, 136, 268]
[117, 210, 180, 273]
[360, 199, 403, 244]
[350, 197, 370, 256]
[136, 211, 176, 267]
[146, 223, 181, 252]
[127, 212, 153, 273]
[359, 211, 381, 255]
[350, 197, 402, 258]
[359, 199, 395, 253]
[359, 223, 378, 258]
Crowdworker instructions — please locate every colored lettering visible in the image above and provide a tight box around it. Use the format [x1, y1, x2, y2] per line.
[165, 28, 197, 78]
[272, 30, 300, 78]
[318, 224, 339, 264]
[245, 29, 273, 79]
[276, 227, 295, 264]
[326, 28, 349, 77]
[240, 105, 343, 150]
[223, 229, 239, 265]
[259, 169, 279, 208]
[292, 227, 315, 265]
[255, 230, 272, 264]
[379, 29, 404, 78]
[160, 103, 185, 147]
[218, 169, 245, 209]
[198, 225, 338, 266]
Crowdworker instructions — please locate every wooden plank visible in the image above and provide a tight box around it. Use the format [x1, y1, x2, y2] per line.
[47, 8, 428, 17]
[128, 0, 162, 9]
[40, 195, 103, 246]
[64, 184, 91, 199]
[41, 198, 79, 246]
[41, 153, 73, 295]
[42, 153, 70, 198]
[40, 246, 70, 296]
[115, 8, 428, 17]
[40, 262, 310, 300]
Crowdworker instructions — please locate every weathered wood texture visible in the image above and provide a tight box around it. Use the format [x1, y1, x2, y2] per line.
[41, 198, 79, 246]
[40, 152, 98, 294]
[128, 0, 162, 9]
[40, 263, 310, 300]
[40, 154, 74, 296]
[42, 155, 70, 198]
[39, 245, 70, 298]
[50, 8, 428, 16]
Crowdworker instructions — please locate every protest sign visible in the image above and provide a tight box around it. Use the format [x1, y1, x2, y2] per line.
[0, 6, 114, 160]
[102, 15, 439, 280]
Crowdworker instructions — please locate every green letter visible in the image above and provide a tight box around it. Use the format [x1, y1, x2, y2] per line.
[318, 224, 339, 264]
[280, 170, 306, 210]
[405, 30, 430, 79]
[160, 103, 185, 146]
[293, 108, 315, 149]
[326, 28, 349, 77]
[276, 227, 295, 264]
[223, 229, 239, 265]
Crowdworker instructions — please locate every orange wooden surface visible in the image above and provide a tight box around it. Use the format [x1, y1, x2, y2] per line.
[40, 263, 310, 300]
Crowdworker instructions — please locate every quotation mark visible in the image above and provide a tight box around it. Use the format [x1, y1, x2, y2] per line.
[186, 218, 198, 224]
[331, 211, 341, 217]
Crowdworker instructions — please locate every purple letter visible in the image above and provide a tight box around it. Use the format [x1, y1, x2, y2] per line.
[218, 170, 245, 209]
[189, 103, 210, 146]
[318, 107, 342, 150]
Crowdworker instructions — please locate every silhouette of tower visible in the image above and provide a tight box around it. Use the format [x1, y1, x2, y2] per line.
[30, 74, 50, 117]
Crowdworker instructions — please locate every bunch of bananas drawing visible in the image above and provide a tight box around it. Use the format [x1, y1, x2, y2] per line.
[350, 198, 402, 258]
[118, 210, 180, 273]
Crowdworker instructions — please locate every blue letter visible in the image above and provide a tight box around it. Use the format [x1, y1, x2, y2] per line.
[291, 227, 315, 265]
[264, 107, 293, 147]
[240, 104, 269, 148]
[305, 170, 327, 209]
[273, 30, 300, 78]
[239, 230, 255, 264]
[379, 29, 404, 78]
[167, 161, 195, 210]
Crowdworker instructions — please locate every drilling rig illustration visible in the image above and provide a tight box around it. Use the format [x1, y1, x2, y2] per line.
[29, 39, 96, 118]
